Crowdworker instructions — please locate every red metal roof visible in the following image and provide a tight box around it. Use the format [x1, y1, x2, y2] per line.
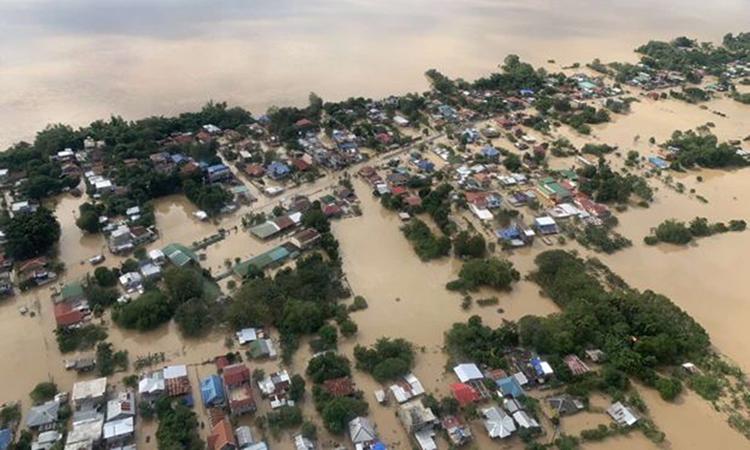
[207, 417, 236, 450]
[450, 383, 480, 407]
[323, 377, 355, 397]
[53, 302, 84, 327]
[222, 364, 250, 387]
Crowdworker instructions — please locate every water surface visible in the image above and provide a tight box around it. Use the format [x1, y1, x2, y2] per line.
[1, 0, 749, 146]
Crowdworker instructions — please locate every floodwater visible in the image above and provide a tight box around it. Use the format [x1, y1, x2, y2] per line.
[1, 0, 750, 147]
[0, 1, 749, 447]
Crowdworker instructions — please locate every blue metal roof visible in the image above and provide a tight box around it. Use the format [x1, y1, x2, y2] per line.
[498, 226, 520, 240]
[482, 145, 500, 157]
[531, 357, 544, 377]
[268, 161, 290, 174]
[207, 164, 229, 174]
[496, 376, 525, 398]
[200, 375, 225, 407]
[0, 429, 11, 450]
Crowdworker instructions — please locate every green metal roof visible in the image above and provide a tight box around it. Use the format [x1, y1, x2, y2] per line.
[249, 222, 280, 239]
[232, 245, 292, 276]
[61, 281, 84, 301]
[162, 243, 198, 267]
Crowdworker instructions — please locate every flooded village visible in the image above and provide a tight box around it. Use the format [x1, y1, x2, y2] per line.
[0, 28, 749, 450]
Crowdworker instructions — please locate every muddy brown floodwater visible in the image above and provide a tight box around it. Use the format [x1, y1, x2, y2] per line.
[1, 0, 750, 148]
[0, 2, 749, 446]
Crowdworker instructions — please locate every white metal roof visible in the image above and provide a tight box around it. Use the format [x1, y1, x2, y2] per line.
[163, 365, 188, 380]
[453, 363, 483, 383]
[72, 378, 107, 402]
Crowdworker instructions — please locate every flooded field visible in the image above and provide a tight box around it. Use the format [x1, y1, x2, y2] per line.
[2, 0, 750, 148]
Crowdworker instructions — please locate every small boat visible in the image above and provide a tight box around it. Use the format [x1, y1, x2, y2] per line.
[18, 306, 28, 315]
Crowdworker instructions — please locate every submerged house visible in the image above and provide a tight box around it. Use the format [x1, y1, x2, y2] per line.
[441, 415, 472, 446]
[482, 406, 516, 439]
[607, 402, 638, 426]
[534, 216, 559, 235]
[26, 401, 60, 431]
[222, 364, 256, 416]
[201, 375, 226, 408]
[348, 416, 378, 450]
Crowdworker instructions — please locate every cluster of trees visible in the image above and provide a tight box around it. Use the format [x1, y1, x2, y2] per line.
[266, 93, 324, 148]
[266, 405, 304, 433]
[401, 219, 451, 260]
[666, 129, 748, 169]
[113, 266, 218, 335]
[55, 324, 107, 353]
[636, 36, 743, 78]
[183, 179, 232, 216]
[560, 105, 611, 135]
[471, 55, 546, 94]
[30, 382, 58, 404]
[301, 201, 340, 262]
[581, 143, 617, 156]
[228, 254, 347, 361]
[578, 159, 653, 203]
[445, 316, 518, 369]
[574, 224, 632, 254]
[3, 207, 61, 260]
[113, 290, 173, 331]
[420, 184, 454, 234]
[453, 231, 487, 259]
[306, 353, 369, 434]
[3, 103, 251, 219]
[670, 87, 710, 103]
[0, 124, 82, 201]
[76, 202, 106, 233]
[446, 257, 520, 292]
[644, 217, 746, 245]
[95, 342, 128, 376]
[526, 251, 709, 387]
[446, 250, 712, 402]
[354, 338, 415, 382]
[155, 398, 204, 450]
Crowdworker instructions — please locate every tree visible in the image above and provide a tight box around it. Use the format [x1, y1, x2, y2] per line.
[655, 377, 683, 401]
[306, 353, 351, 384]
[301, 203, 330, 233]
[321, 397, 368, 434]
[120, 259, 139, 274]
[267, 405, 303, 430]
[453, 231, 487, 259]
[113, 290, 173, 331]
[30, 382, 58, 404]
[76, 202, 103, 233]
[175, 298, 211, 337]
[86, 285, 118, 309]
[654, 219, 693, 244]
[289, 374, 306, 402]
[317, 324, 338, 350]
[164, 267, 203, 305]
[281, 300, 325, 335]
[447, 257, 520, 291]
[4, 207, 61, 259]
[155, 398, 203, 450]
[401, 219, 451, 260]
[503, 153, 522, 172]
[354, 338, 415, 382]
[95, 342, 128, 376]
[55, 324, 107, 353]
[94, 267, 117, 287]
[340, 319, 358, 337]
